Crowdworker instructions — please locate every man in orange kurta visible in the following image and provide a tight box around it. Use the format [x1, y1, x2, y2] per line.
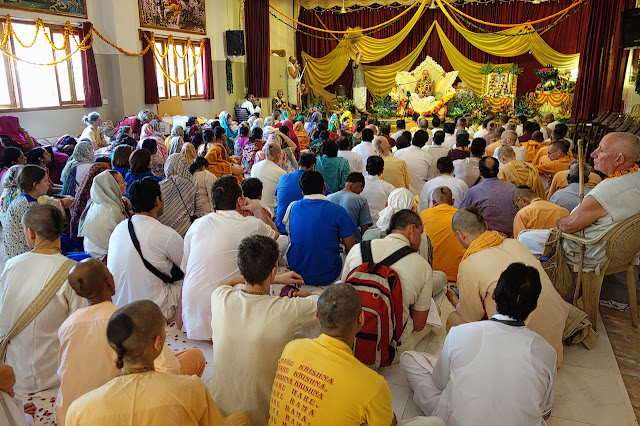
[536, 141, 572, 186]
[547, 163, 602, 198]
[512, 186, 570, 238]
[497, 145, 546, 200]
[419, 186, 466, 282]
[520, 131, 550, 162]
[445, 207, 569, 365]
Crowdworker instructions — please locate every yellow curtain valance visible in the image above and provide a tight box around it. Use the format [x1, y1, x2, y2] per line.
[301, 0, 580, 96]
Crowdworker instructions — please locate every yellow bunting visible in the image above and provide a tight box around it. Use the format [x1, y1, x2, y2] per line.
[153, 49, 202, 85]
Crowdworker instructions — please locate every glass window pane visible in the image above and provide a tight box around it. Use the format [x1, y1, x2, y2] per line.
[186, 48, 194, 97]
[0, 57, 11, 105]
[176, 45, 185, 97]
[53, 32, 72, 102]
[155, 42, 166, 98]
[70, 34, 84, 102]
[167, 48, 177, 98]
[195, 53, 203, 96]
[12, 23, 58, 108]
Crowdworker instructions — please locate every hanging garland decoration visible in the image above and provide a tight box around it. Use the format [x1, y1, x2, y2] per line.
[0, 15, 205, 86]
[447, 1, 586, 36]
[226, 58, 234, 94]
[269, 11, 401, 40]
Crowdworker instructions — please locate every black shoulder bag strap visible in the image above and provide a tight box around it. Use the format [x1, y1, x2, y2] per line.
[128, 218, 179, 283]
[170, 178, 197, 222]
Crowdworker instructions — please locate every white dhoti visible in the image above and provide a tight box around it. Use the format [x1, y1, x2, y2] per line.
[353, 86, 367, 111]
[287, 78, 299, 105]
[517, 229, 551, 258]
[400, 351, 447, 416]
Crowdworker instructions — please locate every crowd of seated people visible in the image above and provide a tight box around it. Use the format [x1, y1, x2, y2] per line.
[0, 106, 637, 425]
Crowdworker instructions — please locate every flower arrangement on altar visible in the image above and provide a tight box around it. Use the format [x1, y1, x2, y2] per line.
[514, 93, 539, 117]
[336, 96, 355, 114]
[534, 65, 575, 93]
[308, 96, 324, 113]
[448, 93, 490, 120]
[370, 95, 398, 118]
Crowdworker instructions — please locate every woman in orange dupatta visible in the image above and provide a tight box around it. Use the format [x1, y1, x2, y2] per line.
[204, 145, 243, 183]
[293, 121, 310, 151]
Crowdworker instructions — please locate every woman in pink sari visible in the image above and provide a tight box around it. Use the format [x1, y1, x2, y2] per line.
[139, 123, 168, 160]
[0, 116, 36, 150]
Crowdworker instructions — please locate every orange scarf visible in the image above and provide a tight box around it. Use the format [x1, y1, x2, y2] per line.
[462, 230, 506, 261]
[205, 145, 239, 182]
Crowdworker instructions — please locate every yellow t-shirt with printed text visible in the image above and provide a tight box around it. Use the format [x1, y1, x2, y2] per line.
[268, 334, 393, 426]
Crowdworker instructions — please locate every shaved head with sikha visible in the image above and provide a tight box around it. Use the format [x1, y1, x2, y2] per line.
[107, 300, 166, 369]
[452, 206, 487, 248]
[316, 283, 362, 336]
[68, 258, 115, 302]
[433, 186, 453, 206]
[513, 185, 537, 204]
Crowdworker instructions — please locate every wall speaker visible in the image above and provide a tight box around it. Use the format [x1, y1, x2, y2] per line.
[225, 30, 245, 56]
[621, 9, 640, 49]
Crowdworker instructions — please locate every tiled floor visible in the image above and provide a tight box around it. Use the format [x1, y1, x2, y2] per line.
[17, 294, 639, 426]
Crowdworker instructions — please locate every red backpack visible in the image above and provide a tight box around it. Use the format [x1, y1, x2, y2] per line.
[345, 240, 415, 369]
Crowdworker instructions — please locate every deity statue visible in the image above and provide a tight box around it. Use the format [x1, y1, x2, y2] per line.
[415, 69, 433, 99]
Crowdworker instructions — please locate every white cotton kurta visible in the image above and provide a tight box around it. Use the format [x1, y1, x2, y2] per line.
[394, 145, 435, 195]
[0, 253, 86, 396]
[287, 62, 300, 105]
[401, 315, 556, 426]
[55, 301, 180, 426]
[209, 286, 318, 426]
[181, 211, 276, 340]
[108, 215, 184, 321]
[418, 175, 469, 212]
[250, 159, 286, 210]
[360, 175, 396, 223]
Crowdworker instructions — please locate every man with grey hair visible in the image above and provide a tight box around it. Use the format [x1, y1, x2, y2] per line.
[494, 130, 526, 163]
[548, 161, 592, 212]
[250, 142, 286, 211]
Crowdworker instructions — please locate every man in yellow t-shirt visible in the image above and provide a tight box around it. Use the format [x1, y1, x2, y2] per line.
[420, 186, 465, 282]
[373, 136, 412, 189]
[268, 284, 397, 426]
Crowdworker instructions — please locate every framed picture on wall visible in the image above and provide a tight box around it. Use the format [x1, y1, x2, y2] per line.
[139, 0, 206, 35]
[630, 49, 639, 84]
[0, 0, 87, 18]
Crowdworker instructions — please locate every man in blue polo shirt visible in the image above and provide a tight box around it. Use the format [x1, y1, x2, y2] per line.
[274, 153, 331, 234]
[284, 171, 358, 286]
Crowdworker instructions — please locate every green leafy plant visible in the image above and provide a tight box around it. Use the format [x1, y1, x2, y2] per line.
[370, 95, 398, 118]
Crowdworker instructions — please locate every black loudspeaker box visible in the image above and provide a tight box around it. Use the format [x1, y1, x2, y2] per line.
[621, 9, 640, 49]
[225, 30, 245, 56]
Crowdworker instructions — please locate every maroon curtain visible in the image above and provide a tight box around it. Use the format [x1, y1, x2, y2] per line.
[142, 30, 159, 105]
[297, 2, 594, 112]
[572, 0, 633, 121]
[202, 38, 215, 100]
[244, 0, 270, 97]
[78, 22, 102, 108]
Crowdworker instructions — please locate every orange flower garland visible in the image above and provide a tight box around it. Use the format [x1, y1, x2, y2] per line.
[608, 164, 639, 179]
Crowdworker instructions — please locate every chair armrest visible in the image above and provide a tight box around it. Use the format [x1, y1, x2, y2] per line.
[558, 222, 618, 245]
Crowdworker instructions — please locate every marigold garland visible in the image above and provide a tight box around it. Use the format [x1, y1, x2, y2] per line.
[608, 164, 639, 179]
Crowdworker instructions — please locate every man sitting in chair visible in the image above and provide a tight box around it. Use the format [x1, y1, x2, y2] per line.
[518, 132, 640, 270]
[413, 69, 433, 100]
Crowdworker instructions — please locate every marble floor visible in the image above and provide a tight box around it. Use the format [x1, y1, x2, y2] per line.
[18, 294, 639, 426]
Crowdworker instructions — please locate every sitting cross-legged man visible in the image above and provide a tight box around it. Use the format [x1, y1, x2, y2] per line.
[401, 262, 557, 425]
[65, 300, 249, 425]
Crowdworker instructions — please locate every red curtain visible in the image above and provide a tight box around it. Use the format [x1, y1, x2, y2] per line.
[142, 30, 159, 105]
[78, 22, 102, 108]
[245, 0, 270, 97]
[297, 2, 595, 113]
[572, 0, 633, 121]
[202, 38, 215, 100]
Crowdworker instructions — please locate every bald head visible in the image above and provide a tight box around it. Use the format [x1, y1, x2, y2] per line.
[452, 206, 486, 238]
[497, 145, 515, 161]
[605, 132, 640, 162]
[317, 283, 362, 336]
[68, 258, 114, 301]
[107, 300, 166, 368]
[433, 186, 453, 206]
[501, 130, 517, 145]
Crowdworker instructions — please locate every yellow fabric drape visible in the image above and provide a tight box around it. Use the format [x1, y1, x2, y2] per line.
[362, 22, 436, 96]
[436, 0, 579, 71]
[535, 92, 571, 107]
[301, 0, 428, 89]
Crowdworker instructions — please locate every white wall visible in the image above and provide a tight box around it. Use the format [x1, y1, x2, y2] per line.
[2, 0, 254, 138]
[622, 49, 640, 113]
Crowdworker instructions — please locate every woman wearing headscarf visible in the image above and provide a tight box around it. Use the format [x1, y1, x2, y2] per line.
[280, 119, 299, 151]
[0, 115, 36, 150]
[304, 111, 321, 138]
[341, 111, 354, 133]
[188, 157, 215, 214]
[168, 125, 185, 155]
[363, 188, 433, 262]
[157, 153, 203, 237]
[262, 116, 276, 141]
[69, 162, 111, 241]
[80, 112, 108, 151]
[240, 128, 266, 175]
[328, 113, 342, 135]
[181, 142, 197, 167]
[205, 145, 243, 183]
[140, 123, 168, 159]
[0, 164, 23, 222]
[251, 117, 264, 131]
[293, 121, 310, 151]
[219, 110, 238, 141]
[61, 141, 95, 196]
[78, 169, 129, 260]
